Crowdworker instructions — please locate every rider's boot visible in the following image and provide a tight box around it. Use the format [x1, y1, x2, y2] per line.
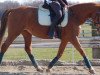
[48, 19, 58, 39]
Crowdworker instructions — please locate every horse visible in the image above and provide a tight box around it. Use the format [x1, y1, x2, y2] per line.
[0, 2, 100, 74]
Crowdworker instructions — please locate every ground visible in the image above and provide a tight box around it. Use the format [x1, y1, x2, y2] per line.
[0, 66, 100, 75]
[0, 60, 100, 75]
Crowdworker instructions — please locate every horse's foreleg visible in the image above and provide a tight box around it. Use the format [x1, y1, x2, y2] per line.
[70, 36, 95, 74]
[22, 31, 43, 72]
[47, 40, 68, 72]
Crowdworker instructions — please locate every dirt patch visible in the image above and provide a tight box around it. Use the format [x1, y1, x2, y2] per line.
[0, 60, 100, 75]
[0, 66, 100, 75]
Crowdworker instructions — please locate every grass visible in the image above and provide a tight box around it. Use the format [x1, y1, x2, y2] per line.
[3, 48, 92, 62]
[80, 24, 92, 37]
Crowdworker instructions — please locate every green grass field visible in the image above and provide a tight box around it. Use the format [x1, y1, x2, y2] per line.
[3, 48, 92, 62]
[80, 24, 92, 37]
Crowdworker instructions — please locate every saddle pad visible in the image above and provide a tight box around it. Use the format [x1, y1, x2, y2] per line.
[38, 5, 68, 27]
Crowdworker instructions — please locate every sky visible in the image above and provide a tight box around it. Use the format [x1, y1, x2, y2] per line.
[0, 0, 99, 3]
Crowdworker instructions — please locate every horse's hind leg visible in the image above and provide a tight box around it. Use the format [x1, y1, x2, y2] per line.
[0, 31, 21, 64]
[22, 30, 43, 72]
[70, 36, 95, 74]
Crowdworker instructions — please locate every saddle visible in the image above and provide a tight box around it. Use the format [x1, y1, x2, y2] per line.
[38, 5, 68, 27]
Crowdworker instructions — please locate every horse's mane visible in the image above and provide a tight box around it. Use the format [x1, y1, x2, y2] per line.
[69, 3, 97, 10]
[70, 3, 96, 7]
[67, 3, 100, 24]
[69, 3, 99, 15]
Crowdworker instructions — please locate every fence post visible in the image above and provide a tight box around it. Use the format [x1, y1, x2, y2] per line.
[82, 30, 85, 37]
[92, 24, 100, 59]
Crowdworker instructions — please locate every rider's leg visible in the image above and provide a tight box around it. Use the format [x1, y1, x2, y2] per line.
[55, 7, 65, 39]
[48, 2, 62, 38]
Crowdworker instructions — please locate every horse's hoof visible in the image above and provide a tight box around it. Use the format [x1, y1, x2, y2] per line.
[89, 67, 96, 74]
[46, 69, 50, 72]
[36, 66, 43, 72]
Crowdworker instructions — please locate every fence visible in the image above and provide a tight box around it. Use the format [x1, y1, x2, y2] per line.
[2, 29, 100, 64]
[9, 36, 100, 48]
[3, 28, 99, 48]
[7, 36, 99, 64]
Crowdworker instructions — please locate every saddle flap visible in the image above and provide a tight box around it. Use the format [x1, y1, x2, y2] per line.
[38, 5, 51, 25]
[38, 5, 68, 27]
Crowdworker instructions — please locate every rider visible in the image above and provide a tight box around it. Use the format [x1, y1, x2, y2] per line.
[43, 0, 68, 39]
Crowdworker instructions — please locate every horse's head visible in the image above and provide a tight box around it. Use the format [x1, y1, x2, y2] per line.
[91, 4, 100, 33]
[91, 10, 100, 25]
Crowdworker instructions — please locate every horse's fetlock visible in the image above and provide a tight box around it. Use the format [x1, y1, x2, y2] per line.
[36, 66, 43, 72]
[89, 67, 96, 74]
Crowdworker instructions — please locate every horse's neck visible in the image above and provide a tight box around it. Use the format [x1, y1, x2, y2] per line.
[70, 3, 98, 25]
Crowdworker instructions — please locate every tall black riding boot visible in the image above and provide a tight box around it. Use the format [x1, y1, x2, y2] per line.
[55, 26, 62, 39]
[48, 19, 58, 39]
[48, 23, 56, 39]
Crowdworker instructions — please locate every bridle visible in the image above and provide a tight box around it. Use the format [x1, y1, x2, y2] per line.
[91, 11, 100, 34]
[92, 12, 100, 25]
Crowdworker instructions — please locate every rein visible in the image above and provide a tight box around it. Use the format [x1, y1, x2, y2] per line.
[92, 11, 100, 25]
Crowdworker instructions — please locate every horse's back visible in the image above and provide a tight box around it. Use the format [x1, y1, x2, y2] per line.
[8, 6, 38, 27]
[9, 6, 37, 18]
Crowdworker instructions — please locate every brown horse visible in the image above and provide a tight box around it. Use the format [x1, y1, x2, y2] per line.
[0, 2, 100, 74]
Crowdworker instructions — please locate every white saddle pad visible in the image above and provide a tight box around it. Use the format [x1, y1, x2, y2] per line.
[38, 5, 68, 27]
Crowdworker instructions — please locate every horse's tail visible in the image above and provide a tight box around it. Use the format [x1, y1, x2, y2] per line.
[0, 10, 11, 46]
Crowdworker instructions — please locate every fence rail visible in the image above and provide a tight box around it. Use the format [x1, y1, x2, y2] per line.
[5, 36, 100, 48]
